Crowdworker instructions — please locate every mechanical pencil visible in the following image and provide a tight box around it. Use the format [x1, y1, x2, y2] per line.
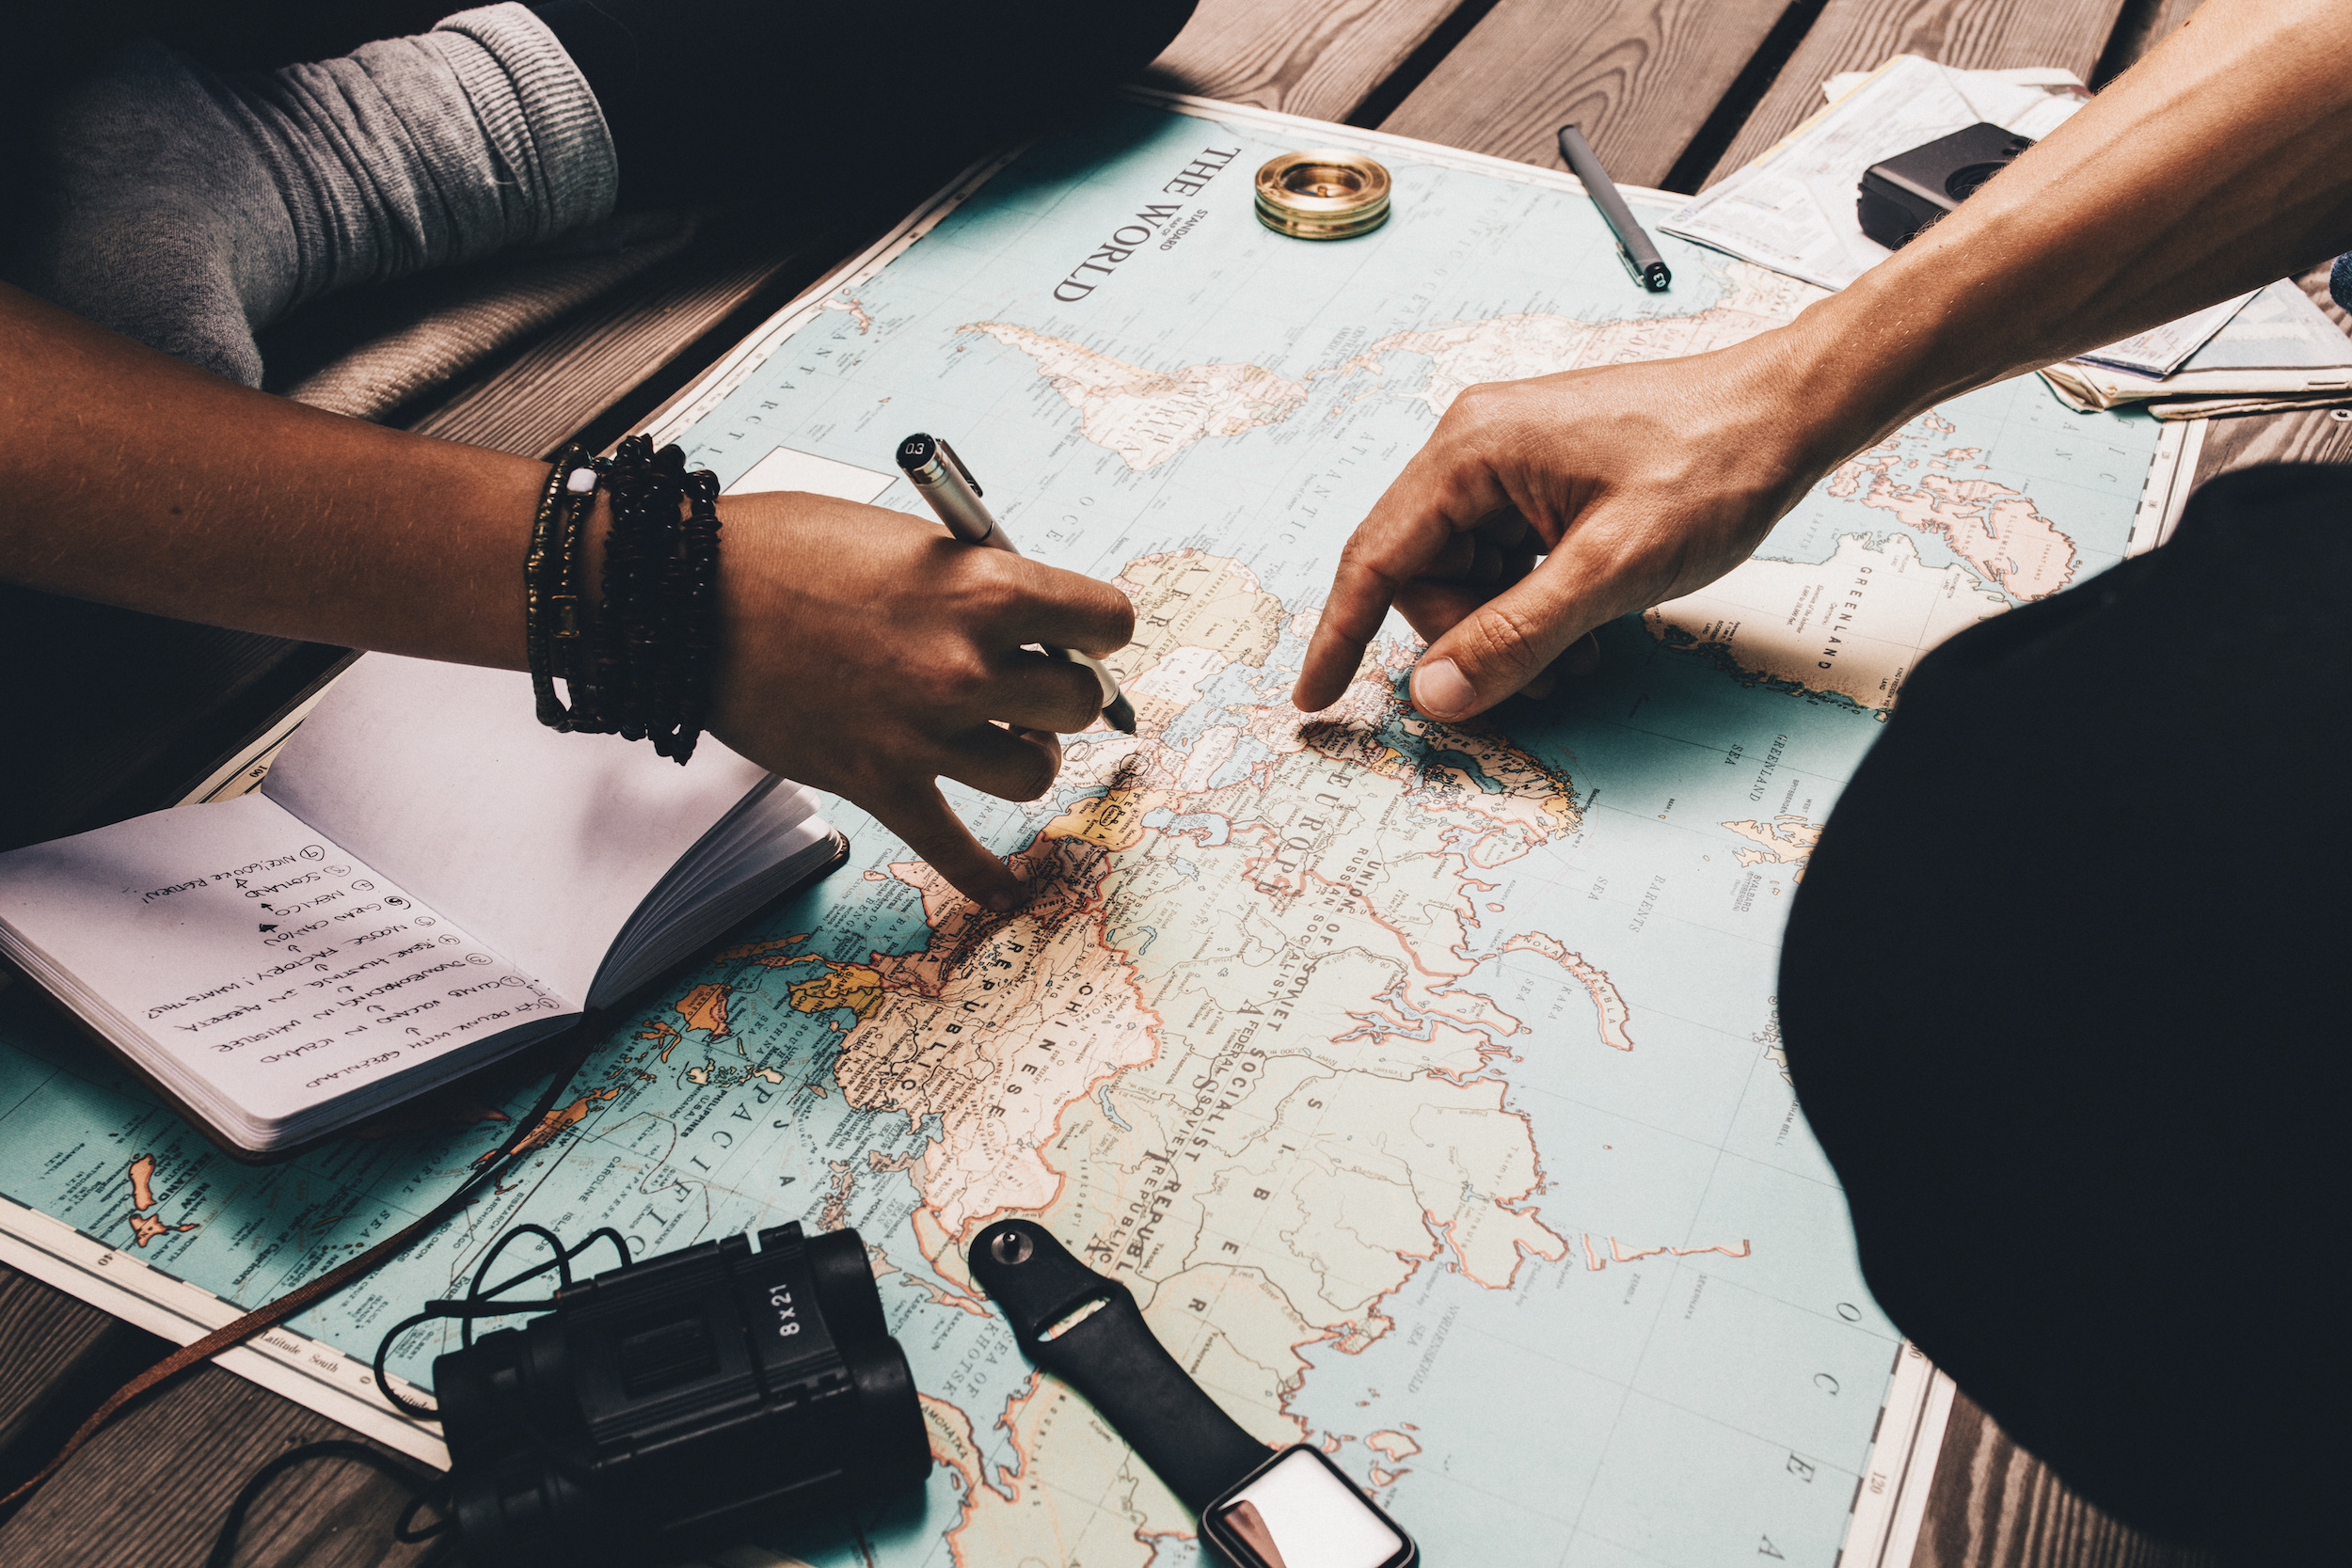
[895, 433, 1138, 735]
[1556, 124, 1671, 293]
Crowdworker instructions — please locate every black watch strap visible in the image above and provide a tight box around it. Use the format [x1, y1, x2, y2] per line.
[968, 1218, 1271, 1512]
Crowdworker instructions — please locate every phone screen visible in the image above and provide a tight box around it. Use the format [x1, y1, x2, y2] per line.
[1209, 1447, 1410, 1568]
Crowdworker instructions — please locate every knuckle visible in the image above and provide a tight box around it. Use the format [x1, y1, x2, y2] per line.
[1051, 675, 1101, 727]
[1335, 534, 1407, 599]
[1018, 752, 1057, 800]
[959, 546, 1028, 610]
[939, 646, 995, 698]
[993, 746, 1058, 803]
[838, 757, 899, 810]
[1610, 527, 1698, 609]
[1455, 378, 1504, 409]
[1448, 380, 1515, 432]
[1054, 571, 1135, 644]
[1468, 602, 1544, 680]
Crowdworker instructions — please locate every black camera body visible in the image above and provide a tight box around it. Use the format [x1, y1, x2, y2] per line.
[435, 1222, 929, 1567]
[1858, 121, 2038, 250]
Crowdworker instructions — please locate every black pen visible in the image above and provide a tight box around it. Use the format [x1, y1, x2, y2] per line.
[895, 433, 1138, 735]
[1556, 125, 1671, 293]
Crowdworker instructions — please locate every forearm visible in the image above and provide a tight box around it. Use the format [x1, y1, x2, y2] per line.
[0, 280, 1144, 906]
[0, 282, 535, 668]
[1300, 0, 2352, 721]
[1772, 0, 2352, 457]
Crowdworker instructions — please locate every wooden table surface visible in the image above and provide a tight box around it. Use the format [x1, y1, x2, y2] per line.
[0, 0, 2304, 1561]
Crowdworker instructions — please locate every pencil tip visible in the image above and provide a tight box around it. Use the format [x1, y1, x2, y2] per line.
[1103, 696, 1138, 735]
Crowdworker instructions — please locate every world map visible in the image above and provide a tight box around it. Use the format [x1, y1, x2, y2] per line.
[0, 96, 2163, 1567]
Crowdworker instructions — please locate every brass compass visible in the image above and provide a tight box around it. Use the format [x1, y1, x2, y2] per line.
[1253, 150, 1392, 240]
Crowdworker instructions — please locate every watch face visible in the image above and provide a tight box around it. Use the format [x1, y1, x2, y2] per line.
[1203, 1445, 1415, 1568]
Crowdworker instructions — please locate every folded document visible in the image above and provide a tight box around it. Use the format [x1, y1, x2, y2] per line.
[2041, 278, 2352, 418]
[1663, 55, 2088, 293]
[1662, 55, 2352, 415]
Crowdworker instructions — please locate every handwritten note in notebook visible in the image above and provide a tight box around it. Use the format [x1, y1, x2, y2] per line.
[0, 657, 841, 1157]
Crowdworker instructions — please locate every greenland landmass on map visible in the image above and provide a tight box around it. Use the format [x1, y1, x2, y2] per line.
[1645, 531, 2010, 715]
[1646, 405, 2087, 713]
[1824, 413, 2079, 601]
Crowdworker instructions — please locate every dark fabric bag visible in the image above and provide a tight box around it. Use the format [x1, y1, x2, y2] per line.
[1783, 463, 2348, 1560]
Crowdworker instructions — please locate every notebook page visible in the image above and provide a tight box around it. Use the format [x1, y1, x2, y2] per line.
[260, 657, 772, 1003]
[0, 792, 562, 1133]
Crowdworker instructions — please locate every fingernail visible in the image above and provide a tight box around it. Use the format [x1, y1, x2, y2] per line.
[985, 891, 1017, 912]
[1413, 657, 1476, 721]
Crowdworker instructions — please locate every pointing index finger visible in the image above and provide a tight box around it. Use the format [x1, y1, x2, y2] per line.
[865, 778, 1025, 913]
[1295, 551, 1410, 711]
[1294, 439, 1516, 710]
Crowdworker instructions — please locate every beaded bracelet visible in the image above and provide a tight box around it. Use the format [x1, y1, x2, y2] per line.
[659, 467, 724, 763]
[548, 449, 604, 729]
[522, 436, 723, 764]
[522, 442, 594, 730]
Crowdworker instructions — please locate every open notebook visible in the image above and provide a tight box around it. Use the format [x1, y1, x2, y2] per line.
[0, 656, 841, 1157]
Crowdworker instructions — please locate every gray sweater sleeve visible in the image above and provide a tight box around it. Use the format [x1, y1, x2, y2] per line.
[3, 3, 616, 386]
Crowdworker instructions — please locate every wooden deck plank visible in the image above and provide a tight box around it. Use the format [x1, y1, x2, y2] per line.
[404, 212, 884, 461]
[1141, 0, 1464, 124]
[1702, 0, 2130, 187]
[0, 1264, 119, 1457]
[1918, 1391, 2218, 1568]
[1377, 0, 1792, 187]
[402, 246, 796, 458]
[0, 1358, 437, 1568]
[2096, 0, 2206, 84]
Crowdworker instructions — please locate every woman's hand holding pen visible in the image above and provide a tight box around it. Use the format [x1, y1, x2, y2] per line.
[0, 283, 1128, 916]
[707, 491, 1135, 912]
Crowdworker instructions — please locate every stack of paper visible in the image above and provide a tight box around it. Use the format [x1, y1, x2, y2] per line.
[1661, 55, 2352, 417]
[2042, 280, 2352, 418]
[1664, 56, 2087, 291]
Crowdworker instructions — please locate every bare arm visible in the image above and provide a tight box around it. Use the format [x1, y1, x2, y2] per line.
[4, 284, 538, 662]
[1297, 0, 2352, 720]
[0, 283, 1133, 907]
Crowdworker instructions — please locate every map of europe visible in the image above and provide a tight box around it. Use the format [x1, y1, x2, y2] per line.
[0, 96, 2163, 1566]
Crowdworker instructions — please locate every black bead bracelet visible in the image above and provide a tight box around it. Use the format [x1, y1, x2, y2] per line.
[523, 435, 723, 765]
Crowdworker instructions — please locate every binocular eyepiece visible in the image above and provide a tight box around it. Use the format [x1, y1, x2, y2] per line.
[434, 1222, 928, 1567]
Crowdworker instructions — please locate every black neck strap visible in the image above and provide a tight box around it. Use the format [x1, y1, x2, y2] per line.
[967, 1219, 1272, 1513]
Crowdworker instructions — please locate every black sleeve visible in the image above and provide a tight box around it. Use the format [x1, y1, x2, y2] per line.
[534, 0, 1199, 210]
[1779, 461, 2350, 1561]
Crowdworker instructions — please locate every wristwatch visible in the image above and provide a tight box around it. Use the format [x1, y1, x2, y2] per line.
[968, 1219, 1417, 1568]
